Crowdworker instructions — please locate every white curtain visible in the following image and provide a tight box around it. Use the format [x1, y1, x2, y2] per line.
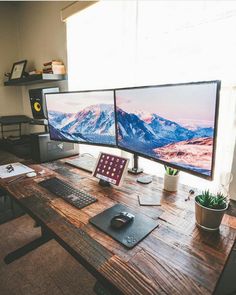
[66, 0, 236, 194]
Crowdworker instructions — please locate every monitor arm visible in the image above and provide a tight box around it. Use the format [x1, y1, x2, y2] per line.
[128, 154, 143, 175]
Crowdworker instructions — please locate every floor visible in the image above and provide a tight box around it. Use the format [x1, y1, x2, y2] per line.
[0, 149, 96, 295]
[0, 215, 96, 295]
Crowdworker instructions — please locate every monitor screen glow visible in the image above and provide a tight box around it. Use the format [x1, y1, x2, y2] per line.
[45, 90, 116, 147]
[115, 81, 220, 179]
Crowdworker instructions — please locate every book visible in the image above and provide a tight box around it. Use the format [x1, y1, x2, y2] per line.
[43, 69, 53, 74]
[43, 65, 53, 70]
[51, 64, 66, 74]
[43, 64, 66, 74]
[43, 60, 63, 66]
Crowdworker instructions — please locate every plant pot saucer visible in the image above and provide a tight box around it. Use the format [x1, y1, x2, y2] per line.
[195, 221, 220, 231]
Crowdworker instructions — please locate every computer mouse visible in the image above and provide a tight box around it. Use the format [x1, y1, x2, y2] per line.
[110, 211, 135, 229]
[26, 172, 37, 178]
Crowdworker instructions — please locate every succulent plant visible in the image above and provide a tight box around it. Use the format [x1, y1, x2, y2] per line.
[164, 165, 179, 176]
[196, 190, 227, 210]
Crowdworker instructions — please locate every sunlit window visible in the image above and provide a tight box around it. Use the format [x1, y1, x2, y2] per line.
[66, 1, 236, 194]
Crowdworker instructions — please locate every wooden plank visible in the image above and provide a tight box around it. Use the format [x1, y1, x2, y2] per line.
[99, 255, 160, 295]
[152, 223, 228, 267]
[47, 218, 112, 270]
[140, 232, 224, 291]
[129, 249, 209, 295]
[20, 194, 61, 223]
[84, 223, 142, 262]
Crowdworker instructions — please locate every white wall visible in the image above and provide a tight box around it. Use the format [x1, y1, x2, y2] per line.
[0, 2, 22, 121]
[229, 100, 236, 200]
[0, 1, 69, 136]
[229, 146, 236, 200]
[18, 1, 68, 72]
[17, 1, 70, 133]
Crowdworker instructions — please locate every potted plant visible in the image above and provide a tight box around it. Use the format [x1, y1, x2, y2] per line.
[195, 190, 228, 231]
[163, 166, 180, 192]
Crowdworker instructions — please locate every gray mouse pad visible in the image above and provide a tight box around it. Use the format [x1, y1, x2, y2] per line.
[89, 204, 159, 248]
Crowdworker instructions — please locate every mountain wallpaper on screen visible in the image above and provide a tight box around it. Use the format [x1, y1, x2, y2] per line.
[117, 107, 214, 176]
[48, 103, 116, 145]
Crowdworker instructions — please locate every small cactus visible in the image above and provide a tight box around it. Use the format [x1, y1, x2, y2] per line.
[196, 190, 227, 209]
[164, 165, 179, 176]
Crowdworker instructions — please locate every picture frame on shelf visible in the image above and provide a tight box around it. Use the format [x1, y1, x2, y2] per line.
[9, 60, 27, 80]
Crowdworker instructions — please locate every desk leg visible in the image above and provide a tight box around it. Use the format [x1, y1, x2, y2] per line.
[4, 227, 52, 264]
[19, 123, 21, 137]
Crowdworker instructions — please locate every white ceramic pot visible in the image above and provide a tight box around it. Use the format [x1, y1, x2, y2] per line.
[163, 173, 179, 192]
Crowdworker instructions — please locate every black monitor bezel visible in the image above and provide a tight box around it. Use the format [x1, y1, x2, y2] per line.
[45, 88, 118, 148]
[114, 80, 221, 181]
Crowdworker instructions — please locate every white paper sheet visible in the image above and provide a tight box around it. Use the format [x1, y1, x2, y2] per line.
[0, 162, 34, 179]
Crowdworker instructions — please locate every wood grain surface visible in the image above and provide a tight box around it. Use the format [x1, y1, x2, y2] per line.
[1, 159, 235, 295]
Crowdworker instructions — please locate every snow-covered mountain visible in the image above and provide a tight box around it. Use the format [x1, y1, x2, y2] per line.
[194, 127, 214, 138]
[117, 108, 213, 148]
[55, 104, 115, 136]
[48, 111, 74, 128]
[154, 137, 213, 174]
[48, 104, 116, 144]
[117, 107, 161, 144]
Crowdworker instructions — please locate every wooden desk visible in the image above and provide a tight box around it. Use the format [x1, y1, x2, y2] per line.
[1, 159, 236, 295]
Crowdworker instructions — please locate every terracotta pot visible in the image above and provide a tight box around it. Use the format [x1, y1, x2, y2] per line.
[195, 197, 228, 231]
[163, 173, 179, 192]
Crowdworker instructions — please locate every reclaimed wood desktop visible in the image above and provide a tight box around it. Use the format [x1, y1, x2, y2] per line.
[0, 159, 236, 295]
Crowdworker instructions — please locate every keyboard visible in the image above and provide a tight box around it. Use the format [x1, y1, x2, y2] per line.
[65, 155, 96, 173]
[39, 177, 97, 209]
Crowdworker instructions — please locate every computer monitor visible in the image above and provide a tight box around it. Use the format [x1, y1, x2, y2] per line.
[45, 89, 116, 147]
[115, 81, 220, 180]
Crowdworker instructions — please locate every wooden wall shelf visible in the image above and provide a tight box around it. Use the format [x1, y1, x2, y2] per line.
[4, 74, 67, 86]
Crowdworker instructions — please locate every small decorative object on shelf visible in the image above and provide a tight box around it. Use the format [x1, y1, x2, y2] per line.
[42, 60, 66, 75]
[3, 72, 10, 83]
[163, 165, 180, 192]
[9, 60, 27, 80]
[195, 190, 228, 231]
[28, 70, 42, 76]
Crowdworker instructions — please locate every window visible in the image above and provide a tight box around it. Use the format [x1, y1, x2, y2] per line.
[67, 1, 137, 90]
[66, 1, 236, 194]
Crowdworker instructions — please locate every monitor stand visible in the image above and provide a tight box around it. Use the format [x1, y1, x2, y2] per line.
[99, 179, 111, 187]
[128, 154, 143, 175]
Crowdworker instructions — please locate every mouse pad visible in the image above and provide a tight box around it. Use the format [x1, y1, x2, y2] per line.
[89, 204, 159, 248]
